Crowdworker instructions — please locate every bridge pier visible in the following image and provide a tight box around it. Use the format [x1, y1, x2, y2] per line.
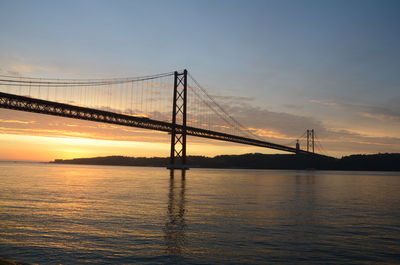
[168, 168, 187, 178]
[168, 69, 189, 175]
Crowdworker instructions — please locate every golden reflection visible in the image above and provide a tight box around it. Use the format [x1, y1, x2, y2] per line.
[164, 173, 186, 256]
[295, 172, 316, 185]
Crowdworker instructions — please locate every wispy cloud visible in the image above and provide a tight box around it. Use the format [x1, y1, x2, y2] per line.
[309, 99, 341, 107]
[310, 99, 400, 123]
[9, 63, 56, 74]
[0, 55, 83, 78]
[1, 99, 399, 157]
[357, 111, 400, 122]
[0, 119, 35, 124]
[0, 109, 168, 143]
[213, 99, 400, 155]
[212, 95, 255, 102]
[282, 104, 304, 110]
[226, 103, 326, 138]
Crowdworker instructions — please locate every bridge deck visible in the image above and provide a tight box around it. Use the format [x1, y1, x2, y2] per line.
[0, 92, 328, 157]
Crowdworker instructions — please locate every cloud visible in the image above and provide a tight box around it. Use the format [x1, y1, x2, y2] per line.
[0, 119, 35, 124]
[225, 103, 326, 138]
[310, 99, 400, 123]
[309, 99, 341, 107]
[282, 104, 304, 110]
[0, 109, 168, 143]
[207, 99, 400, 155]
[1, 95, 399, 157]
[317, 128, 400, 156]
[211, 95, 255, 102]
[9, 63, 56, 74]
[0, 55, 80, 78]
[357, 112, 400, 122]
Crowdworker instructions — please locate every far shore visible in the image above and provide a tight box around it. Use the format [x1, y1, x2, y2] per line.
[50, 153, 400, 172]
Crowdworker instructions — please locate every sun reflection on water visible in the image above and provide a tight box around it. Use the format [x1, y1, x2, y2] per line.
[1, 163, 400, 264]
[164, 175, 187, 256]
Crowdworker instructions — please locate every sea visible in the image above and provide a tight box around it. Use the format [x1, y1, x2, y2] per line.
[0, 162, 399, 264]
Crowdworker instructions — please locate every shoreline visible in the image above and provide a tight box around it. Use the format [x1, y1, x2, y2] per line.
[48, 161, 400, 172]
[49, 153, 400, 172]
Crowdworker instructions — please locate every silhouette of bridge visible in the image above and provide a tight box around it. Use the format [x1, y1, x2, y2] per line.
[0, 69, 331, 173]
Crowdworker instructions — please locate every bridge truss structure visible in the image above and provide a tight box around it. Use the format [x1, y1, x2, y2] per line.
[0, 69, 332, 173]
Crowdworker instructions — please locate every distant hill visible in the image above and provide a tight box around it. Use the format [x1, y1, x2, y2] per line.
[51, 153, 400, 171]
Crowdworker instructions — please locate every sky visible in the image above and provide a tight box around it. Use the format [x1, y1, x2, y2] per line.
[0, 0, 400, 161]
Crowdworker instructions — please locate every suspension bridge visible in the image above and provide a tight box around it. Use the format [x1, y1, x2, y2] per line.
[0, 69, 331, 173]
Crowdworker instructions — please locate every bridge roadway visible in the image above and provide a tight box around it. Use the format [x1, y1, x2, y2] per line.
[0, 92, 327, 157]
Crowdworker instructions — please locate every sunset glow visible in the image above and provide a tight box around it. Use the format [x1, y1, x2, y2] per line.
[0, 0, 399, 160]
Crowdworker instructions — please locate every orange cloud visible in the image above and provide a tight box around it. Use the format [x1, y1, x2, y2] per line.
[0, 119, 36, 124]
[9, 63, 56, 73]
[247, 127, 292, 140]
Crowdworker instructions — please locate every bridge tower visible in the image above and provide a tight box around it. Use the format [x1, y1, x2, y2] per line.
[296, 139, 300, 153]
[168, 69, 188, 177]
[306, 129, 315, 153]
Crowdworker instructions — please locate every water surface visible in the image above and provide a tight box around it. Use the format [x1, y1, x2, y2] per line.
[1, 162, 399, 264]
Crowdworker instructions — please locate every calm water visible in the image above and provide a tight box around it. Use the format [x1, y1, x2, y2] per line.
[0, 163, 399, 264]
